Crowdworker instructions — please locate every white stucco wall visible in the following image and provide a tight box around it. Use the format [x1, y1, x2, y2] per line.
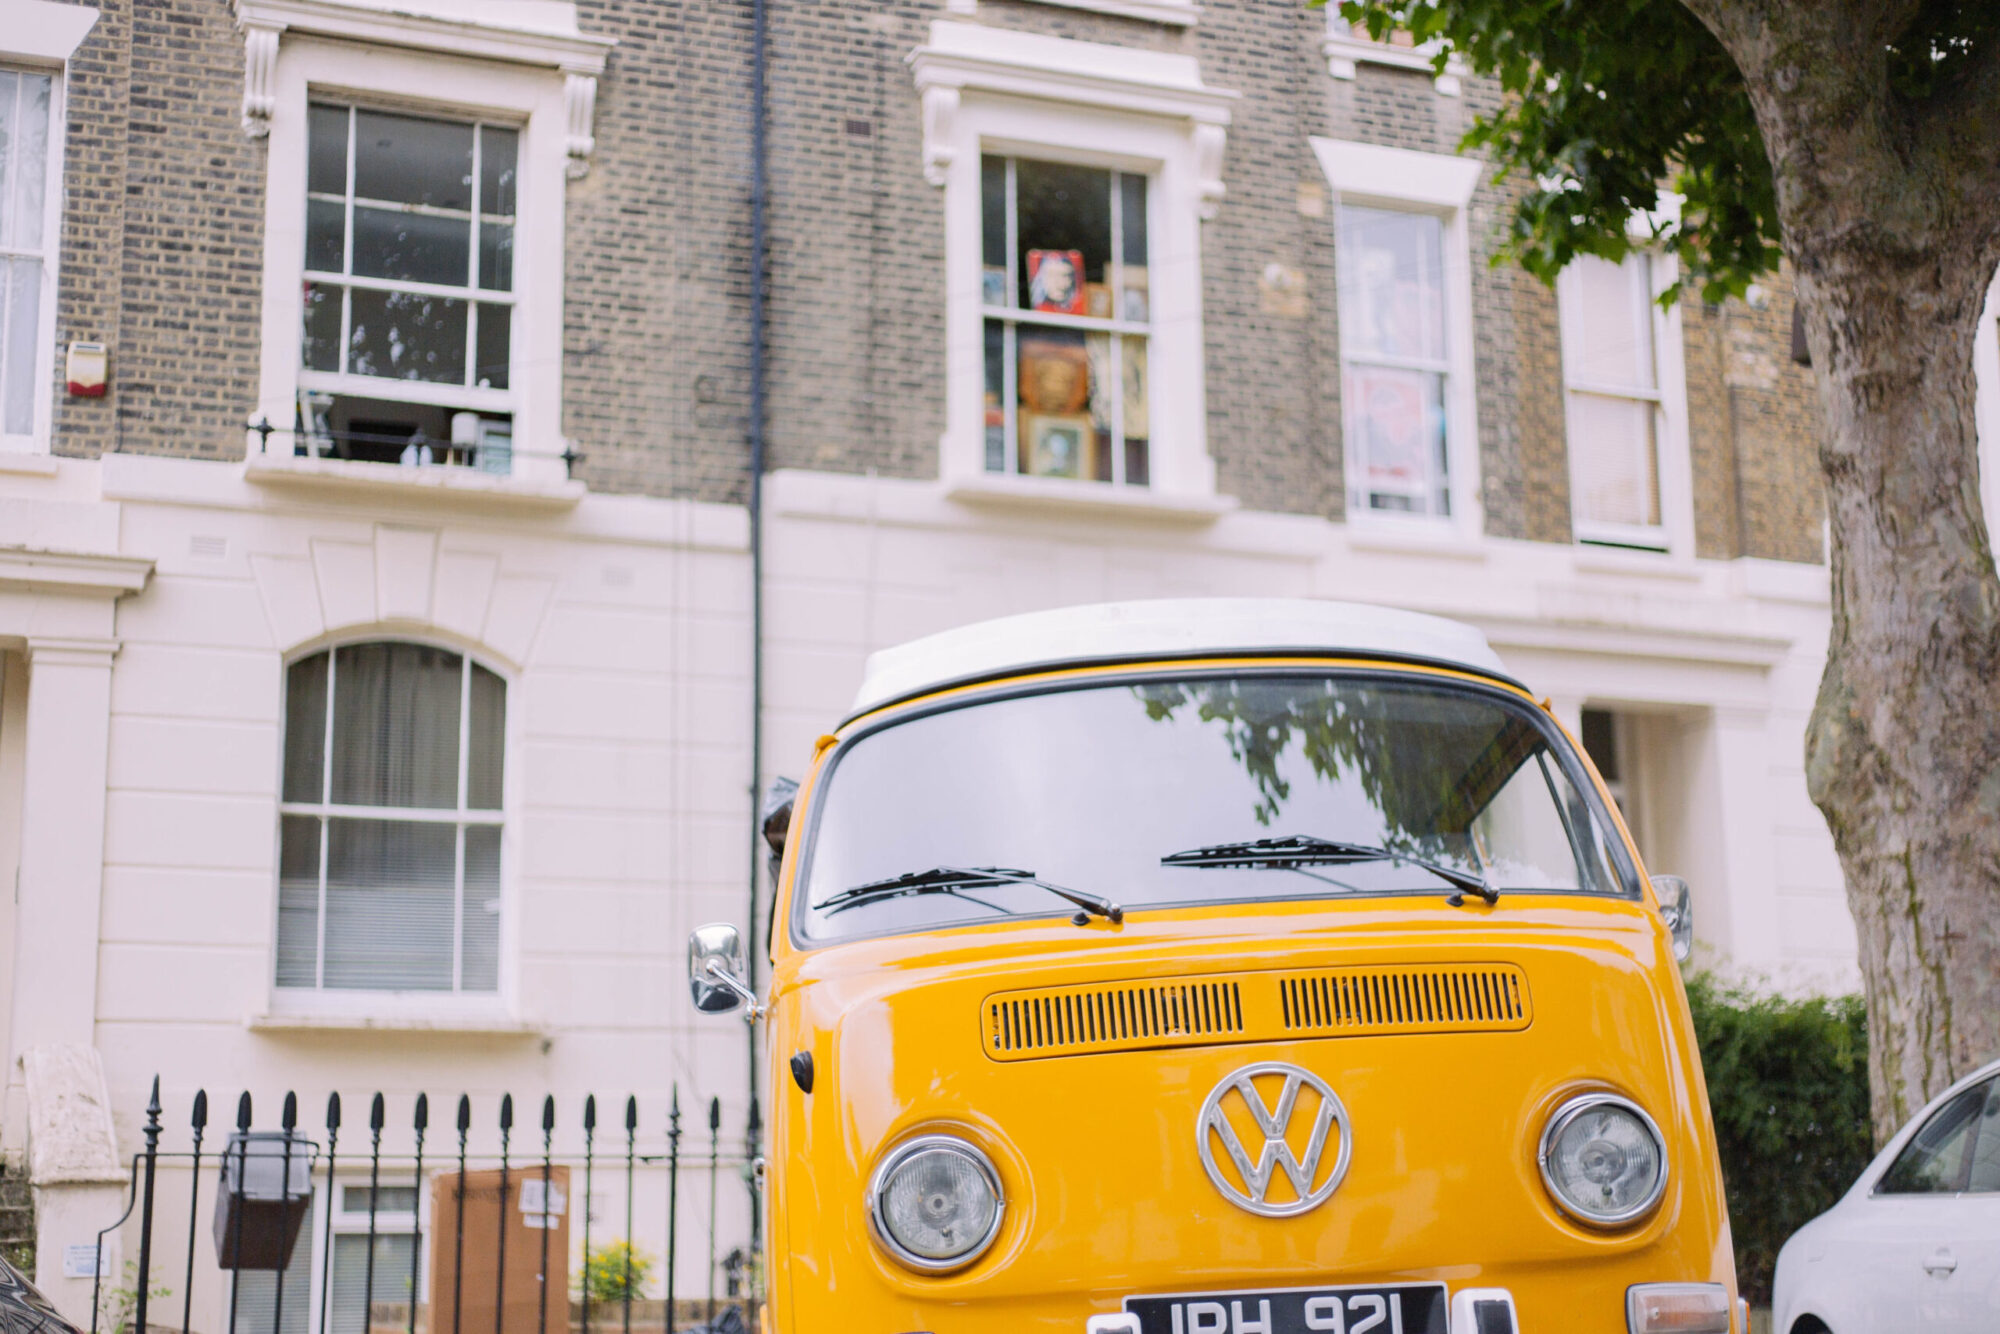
[0, 451, 1856, 1320]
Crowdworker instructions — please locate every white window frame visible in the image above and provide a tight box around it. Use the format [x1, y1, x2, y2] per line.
[322, 1179, 426, 1334]
[270, 637, 515, 1017]
[1973, 271, 2000, 552]
[1557, 236, 1694, 557]
[0, 2, 98, 454]
[913, 21, 1236, 506]
[1311, 136, 1484, 539]
[247, 19, 604, 486]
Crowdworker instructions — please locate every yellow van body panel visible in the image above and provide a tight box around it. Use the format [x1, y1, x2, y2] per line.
[760, 657, 1736, 1330]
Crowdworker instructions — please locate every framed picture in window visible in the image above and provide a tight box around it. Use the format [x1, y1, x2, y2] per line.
[1020, 411, 1093, 479]
[1019, 335, 1091, 413]
[1028, 249, 1087, 315]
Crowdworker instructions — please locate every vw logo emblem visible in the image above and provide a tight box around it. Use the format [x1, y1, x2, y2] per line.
[1196, 1061, 1352, 1217]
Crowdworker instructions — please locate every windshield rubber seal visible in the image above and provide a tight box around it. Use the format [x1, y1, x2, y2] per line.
[788, 663, 1645, 953]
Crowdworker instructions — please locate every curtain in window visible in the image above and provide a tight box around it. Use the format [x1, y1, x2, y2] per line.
[278, 643, 505, 993]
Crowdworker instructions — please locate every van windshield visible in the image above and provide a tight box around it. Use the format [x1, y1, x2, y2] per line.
[795, 672, 1632, 944]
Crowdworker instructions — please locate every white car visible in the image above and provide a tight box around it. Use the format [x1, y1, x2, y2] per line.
[1772, 1056, 2000, 1333]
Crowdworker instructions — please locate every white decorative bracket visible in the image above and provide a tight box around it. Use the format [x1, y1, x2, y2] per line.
[564, 72, 598, 179]
[920, 85, 959, 187]
[1194, 122, 1226, 221]
[240, 21, 282, 137]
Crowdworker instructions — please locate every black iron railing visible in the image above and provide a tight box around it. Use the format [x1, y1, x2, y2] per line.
[91, 1078, 757, 1334]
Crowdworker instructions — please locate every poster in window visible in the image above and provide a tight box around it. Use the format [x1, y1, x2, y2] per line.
[1348, 365, 1436, 494]
[1028, 249, 1087, 315]
[1020, 411, 1093, 479]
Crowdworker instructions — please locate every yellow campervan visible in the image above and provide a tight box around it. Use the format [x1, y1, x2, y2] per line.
[689, 599, 1738, 1333]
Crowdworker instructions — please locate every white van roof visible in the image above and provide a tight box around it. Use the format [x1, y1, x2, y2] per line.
[849, 598, 1513, 716]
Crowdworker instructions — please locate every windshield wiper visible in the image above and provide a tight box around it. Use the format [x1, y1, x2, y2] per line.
[815, 866, 1124, 924]
[1161, 834, 1498, 906]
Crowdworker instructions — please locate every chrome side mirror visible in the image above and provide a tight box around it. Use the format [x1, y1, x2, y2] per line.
[688, 922, 763, 1019]
[1652, 875, 1693, 963]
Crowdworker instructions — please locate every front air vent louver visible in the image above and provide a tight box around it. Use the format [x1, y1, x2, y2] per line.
[986, 976, 1245, 1060]
[1278, 964, 1531, 1035]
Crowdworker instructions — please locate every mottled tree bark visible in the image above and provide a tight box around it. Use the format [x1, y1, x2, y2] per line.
[1678, 0, 2000, 1139]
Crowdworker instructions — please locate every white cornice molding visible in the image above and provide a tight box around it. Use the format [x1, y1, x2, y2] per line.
[1005, 0, 1199, 26]
[1322, 16, 1466, 96]
[909, 21, 1237, 208]
[232, 0, 614, 139]
[0, 547, 153, 598]
[909, 21, 1236, 125]
[9, 1, 100, 64]
[1310, 136, 1483, 211]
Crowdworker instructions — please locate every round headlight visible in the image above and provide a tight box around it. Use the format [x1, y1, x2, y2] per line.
[1538, 1093, 1668, 1227]
[866, 1134, 1005, 1272]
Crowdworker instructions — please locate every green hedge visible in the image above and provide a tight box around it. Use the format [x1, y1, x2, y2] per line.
[1684, 974, 1872, 1306]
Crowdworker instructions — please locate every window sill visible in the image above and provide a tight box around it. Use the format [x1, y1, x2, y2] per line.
[944, 472, 1238, 524]
[245, 453, 585, 510]
[0, 449, 59, 476]
[248, 1006, 544, 1037]
[1343, 522, 1489, 562]
[1571, 545, 1701, 581]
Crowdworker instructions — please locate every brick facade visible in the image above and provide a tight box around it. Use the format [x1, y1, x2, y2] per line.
[40, 0, 1825, 562]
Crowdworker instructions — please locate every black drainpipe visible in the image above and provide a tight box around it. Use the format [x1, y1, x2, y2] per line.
[744, 0, 769, 1263]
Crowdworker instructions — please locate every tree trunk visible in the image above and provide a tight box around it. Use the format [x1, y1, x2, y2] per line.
[1678, 2, 2000, 1139]
[1798, 244, 2000, 1142]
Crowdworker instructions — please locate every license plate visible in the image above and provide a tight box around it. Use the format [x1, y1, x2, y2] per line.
[1124, 1282, 1449, 1334]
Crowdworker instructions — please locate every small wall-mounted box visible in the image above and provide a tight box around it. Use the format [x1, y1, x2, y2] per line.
[66, 341, 108, 396]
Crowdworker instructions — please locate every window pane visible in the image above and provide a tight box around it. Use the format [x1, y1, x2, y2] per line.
[342, 1185, 419, 1215]
[474, 304, 510, 391]
[1120, 173, 1149, 323]
[330, 643, 464, 809]
[1338, 206, 1447, 363]
[1, 257, 39, 435]
[1119, 172, 1148, 267]
[1122, 334, 1149, 486]
[1971, 1081, 2000, 1192]
[1567, 254, 1655, 390]
[303, 283, 343, 373]
[466, 662, 506, 809]
[0, 73, 16, 251]
[347, 288, 468, 385]
[980, 155, 1006, 273]
[1346, 364, 1448, 514]
[1016, 327, 1097, 480]
[306, 199, 347, 274]
[284, 653, 330, 803]
[462, 824, 501, 993]
[275, 816, 322, 989]
[353, 110, 473, 210]
[479, 126, 518, 217]
[323, 818, 456, 990]
[983, 319, 1006, 472]
[1880, 1082, 1989, 1193]
[330, 1232, 417, 1334]
[1569, 393, 1660, 528]
[478, 220, 513, 292]
[0, 70, 51, 251]
[1015, 160, 1110, 314]
[352, 205, 471, 287]
[308, 105, 349, 197]
[232, 1226, 311, 1334]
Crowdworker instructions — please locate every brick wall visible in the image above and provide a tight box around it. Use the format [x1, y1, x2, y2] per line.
[40, 0, 1826, 563]
[50, 0, 264, 461]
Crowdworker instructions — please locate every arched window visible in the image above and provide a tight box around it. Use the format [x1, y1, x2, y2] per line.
[277, 642, 504, 992]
